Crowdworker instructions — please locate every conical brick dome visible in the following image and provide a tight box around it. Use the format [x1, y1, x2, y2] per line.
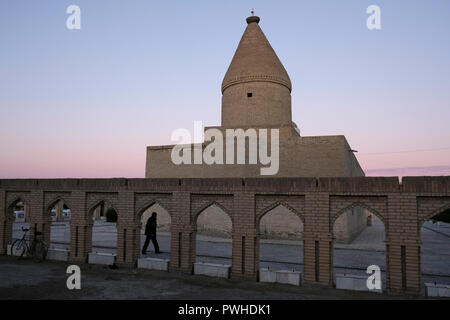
[221, 16, 292, 93]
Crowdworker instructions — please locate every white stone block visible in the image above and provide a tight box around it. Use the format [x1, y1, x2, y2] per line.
[88, 252, 116, 265]
[425, 283, 438, 297]
[275, 270, 302, 286]
[437, 284, 450, 297]
[47, 248, 69, 261]
[425, 283, 450, 297]
[335, 273, 382, 293]
[138, 258, 169, 271]
[259, 268, 277, 283]
[194, 262, 230, 279]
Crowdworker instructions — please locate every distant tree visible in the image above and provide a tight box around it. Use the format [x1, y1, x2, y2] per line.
[105, 208, 118, 223]
[431, 208, 450, 224]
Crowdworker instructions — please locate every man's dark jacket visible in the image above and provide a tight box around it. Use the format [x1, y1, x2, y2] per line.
[145, 216, 157, 236]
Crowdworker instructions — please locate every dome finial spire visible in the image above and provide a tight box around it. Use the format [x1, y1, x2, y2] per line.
[246, 10, 260, 24]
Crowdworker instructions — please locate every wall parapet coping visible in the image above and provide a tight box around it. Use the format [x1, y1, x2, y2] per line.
[0, 177, 449, 195]
[401, 176, 450, 193]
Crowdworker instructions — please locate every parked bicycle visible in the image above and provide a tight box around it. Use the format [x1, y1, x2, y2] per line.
[11, 227, 47, 262]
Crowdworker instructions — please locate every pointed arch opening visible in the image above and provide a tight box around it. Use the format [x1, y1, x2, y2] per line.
[139, 202, 171, 259]
[9, 198, 30, 249]
[420, 207, 450, 290]
[88, 200, 118, 255]
[332, 204, 386, 291]
[258, 203, 304, 275]
[195, 203, 233, 265]
[47, 198, 71, 251]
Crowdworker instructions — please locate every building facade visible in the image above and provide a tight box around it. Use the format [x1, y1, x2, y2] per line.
[145, 16, 366, 241]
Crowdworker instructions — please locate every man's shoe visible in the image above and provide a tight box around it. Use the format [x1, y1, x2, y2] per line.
[155, 251, 162, 254]
[141, 251, 146, 255]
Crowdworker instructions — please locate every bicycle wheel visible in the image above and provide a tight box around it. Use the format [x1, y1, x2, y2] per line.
[32, 241, 47, 262]
[11, 239, 26, 258]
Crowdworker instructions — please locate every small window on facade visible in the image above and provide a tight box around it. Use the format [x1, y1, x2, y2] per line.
[247, 93, 252, 98]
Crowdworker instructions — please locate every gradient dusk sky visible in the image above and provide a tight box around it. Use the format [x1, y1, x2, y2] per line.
[1, 0, 449, 178]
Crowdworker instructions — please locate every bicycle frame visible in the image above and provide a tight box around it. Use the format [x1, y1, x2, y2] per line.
[12, 227, 47, 259]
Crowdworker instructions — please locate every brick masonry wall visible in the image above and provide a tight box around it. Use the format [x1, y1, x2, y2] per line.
[1, 176, 450, 295]
[146, 135, 357, 179]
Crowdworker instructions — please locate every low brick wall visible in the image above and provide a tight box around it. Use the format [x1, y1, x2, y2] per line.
[0, 176, 449, 295]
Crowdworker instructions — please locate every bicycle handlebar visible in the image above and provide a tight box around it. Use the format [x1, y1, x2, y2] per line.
[21, 226, 37, 232]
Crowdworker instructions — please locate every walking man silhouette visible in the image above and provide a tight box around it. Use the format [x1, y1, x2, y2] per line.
[142, 212, 161, 254]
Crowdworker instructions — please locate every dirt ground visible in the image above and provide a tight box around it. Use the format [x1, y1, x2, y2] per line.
[0, 256, 436, 300]
[0, 256, 429, 300]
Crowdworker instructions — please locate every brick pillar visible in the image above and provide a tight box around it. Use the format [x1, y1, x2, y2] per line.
[184, 228, 197, 273]
[117, 224, 125, 264]
[231, 231, 258, 281]
[121, 220, 140, 267]
[302, 234, 315, 283]
[386, 194, 421, 294]
[28, 190, 50, 247]
[24, 202, 31, 223]
[169, 191, 194, 274]
[187, 228, 196, 274]
[319, 234, 333, 286]
[2, 218, 13, 254]
[40, 220, 51, 248]
[169, 229, 180, 271]
[170, 227, 196, 273]
[116, 224, 137, 266]
[135, 223, 142, 261]
[68, 191, 91, 263]
[303, 232, 333, 286]
[0, 190, 7, 255]
[130, 226, 139, 264]
[0, 218, 5, 255]
[69, 222, 92, 263]
[303, 193, 333, 286]
[231, 192, 257, 281]
[69, 223, 80, 261]
[116, 191, 135, 266]
[386, 239, 421, 294]
[406, 243, 421, 293]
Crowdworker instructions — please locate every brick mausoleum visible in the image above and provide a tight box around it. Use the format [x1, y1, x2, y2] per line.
[145, 16, 367, 242]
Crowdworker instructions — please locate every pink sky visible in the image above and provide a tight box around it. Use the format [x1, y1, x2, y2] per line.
[1, 2, 449, 178]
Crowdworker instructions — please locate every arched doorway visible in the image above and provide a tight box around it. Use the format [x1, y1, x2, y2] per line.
[48, 199, 71, 250]
[10, 199, 30, 252]
[332, 205, 386, 291]
[89, 201, 118, 255]
[139, 202, 171, 259]
[195, 204, 232, 265]
[420, 208, 450, 291]
[258, 204, 303, 277]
